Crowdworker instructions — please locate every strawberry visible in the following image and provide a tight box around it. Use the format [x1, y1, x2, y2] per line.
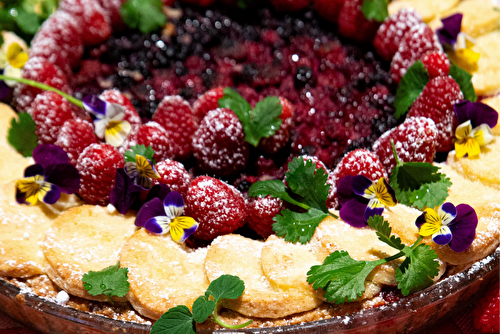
[76, 143, 124, 206]
[474, 281, 500, 334]
[258, 97, 294, 154]
[270, 0, 311, 12]
[152, 96, 197, 161]
[100, 89, 142, 131]
[391, 23, 442, 83]
[372, 116, 438, 174]
[192, 87, 224, 123]
[31, 91, 75, 145]
[192, 108, 249, 176]
[407, 76, 463, 152]
[185, 176, 247, 241]
[56, 119, 99, 166]
[124, 122, 173, 162]
[246, 195, 284, 239]
[373, 8, 423, 61]
[153, 159, 192, 198]
[420, 51, 451, 79]
[337, 0, 380, 43]
[314, 0, 344, 23]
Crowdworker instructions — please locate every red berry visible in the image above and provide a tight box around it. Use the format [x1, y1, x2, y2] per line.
[373, 8, 423, 61]
[100, 89, 142, 131]
[97, 0, 126, 30]
[185, 176, 247, 241]
[246, 195, 285, 239]
[192, 108, 249, 176]
[125, 122, 173, 162]
[474, 281, 500, 334]
[76, 143, 124, 206]
[337, 0, 380, 43]
[192, 87, 224, 123]
[182, 0, 217, 8]
[270, 0, 311, 12]
[314, 0, 344, 23]
[372, 116, 438, 174]
[29, 38, 73, 76]
[31, 91, 75, 145]
[259, 97, 294, 154]
[153, 159, 192, 198]
[152, 96, 197, 160]
[391, 23, 442, 83]
[408, 76, 463, 152]
[162, 0, 175, 5]
[420, 51, 451, 79]
[55, 119, 99, 166]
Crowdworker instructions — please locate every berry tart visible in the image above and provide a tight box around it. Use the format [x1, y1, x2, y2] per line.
[0, 0, 499, 333]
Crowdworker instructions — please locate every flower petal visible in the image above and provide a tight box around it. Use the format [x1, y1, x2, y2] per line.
[6, 43, 28, 69]
[432, 226, 452, 245]
[339, 198, 368, 228]
[448, 204, 478, 252]
[38, 182, 61, 205]
[15, 175, 44, 205]
[163, 191, 185, 220]
[145, 184, 171, 203]
[135, 175, 153, 189]
[455, 121, 472, 141]
[105, 120, 131, 147]
[33, 144, 69, 169]
[337, 175, 356, 207]
[374, 178, 397, 207]
[45, 163, 80, 194]
[0, 51, 7, 69]
[83, 95, 107, 117]
[436, 13, 463, 46]
[144, 216, 171, 234]
[438, 202, 457, 226]
[454, 100, 499, 129]
[352, 175, 375, 199]
[416, 208, 442, 237]
[135, 198, 166, 227]
[364, 198, 385, 223]
[124, 162, 139, 178]
[170, 217, 198, 243]
[471, 124, 493, 147]
[455, 48, 480, 69]
[0, 80, 10, 100]
[3, 65, 22, 86]
[105, 103, 126, 119]
[24, 164, 44, 178]
[136, 155, 160, 179]
[94, 119, 107, 139]
[110, 169, 144, 215]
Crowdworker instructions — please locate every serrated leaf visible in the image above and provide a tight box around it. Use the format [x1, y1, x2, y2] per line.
[394, 61, 429, 119]
[7, 112, 38, 157]
[362, 0, 389, 22]
[218, 87, 251, 123]
[206, 274, 245, 301]
[393, 162, 441, 192]
[191, 296, 215, 324]
[82, 262, 130, 301]
[246, 96, 282, 146]
[367, 215, 405, 251]
[120, 0, 166, 34]
[273, 208, 328, 244]
[124, 144, 156, 164]
[449, 63, 477, 102]
[409, 174, 452, 209]
[396, 244, 439, 295]
[151, 305, 196, 334]
[248, 180, 310, 210]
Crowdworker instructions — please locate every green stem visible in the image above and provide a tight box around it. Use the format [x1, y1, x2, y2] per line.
[212, 308, 253, 329]
[390, 139, 403, 167]
[328, 212, 339, 219]
[410, 236, 424, 250]
[383, 251, 405, 263]
[0, 75, 84, 108]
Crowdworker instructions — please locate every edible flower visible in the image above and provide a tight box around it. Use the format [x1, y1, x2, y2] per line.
[15, 144, 80, 206]
[0, 42, 28, 86]
[83, 95, 132, 147]
[135, 191, 198, 242]
[415, 202, 478, 252]
[337, 175, 397, 228]
[124, 154, 160, 189]
[453, 100, 498, 158]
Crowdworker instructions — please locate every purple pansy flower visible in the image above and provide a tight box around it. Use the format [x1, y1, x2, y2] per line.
[436, 14, 463, 46]
[109, 169, 145, 214]
[15, 144, 80, 205]
[0, 75, 10, 100]
[454, 100, 498, 129]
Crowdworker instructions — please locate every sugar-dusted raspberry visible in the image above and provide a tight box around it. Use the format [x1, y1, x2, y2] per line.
[29, 39, 72, 77]
[474, 281, 499, 334]
[56, 119, 99, 166]
[153, 159, 192, 198]
[124, 122, 173, 162]
[182, 0, 217, 7]
[192, 87, 224, 122]
[100, 89, 142, 131]
[314, 0, 343, 23]
[373, 8, 423, 61]
[152, 96, 197, 160]
[408, 76, 463, 152]
[270, 0, 311, 12]
[76, 143, 124, 206]
[259, 97, 294, 154]
[391, 23, 442, 83]
[185, 176, 247, 241]
[337, 0, 380, 43]
[97, 0, 125, 30]
[326, 172, 338, 210]
[372, 116, 438, 174]
[192, 108, 249, 176]
[420, 51, 451, 79]
[246, 195, 284, 239]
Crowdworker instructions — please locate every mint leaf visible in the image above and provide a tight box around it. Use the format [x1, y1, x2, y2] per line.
[307, 251, 385, 304]
[121, 0, 166, 34]
[362, 0, 389, 22]
[7, 112, 38, 157]
[248, 180, 310, 210]
[192, 296, 215, 324]
[449, 63, 477, 102]
[410, 174, 452, 209]
[391, 162, 441, 191]
[396, 244, 439, 296]
[367, 215, 405, 251]
[273, 208, 329, 244]
[394, 61, 429, 119]
[124, 144, 156, 164]
[82, 262, 130, 302]
[206, 274, 245, 301]
[151, 305, 196, 334]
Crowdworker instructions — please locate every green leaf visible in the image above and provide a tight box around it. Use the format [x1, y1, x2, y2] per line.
[205, 274, 246, 302]
[7, 112, 38, 157]
[362, 0, 389, 22]
[191, 296, 215, 324]
[273, 208, 329, 244]
[82, 262, 130, 301]
[15, 9, 40, 34]
[409, 174, 452, 209]
[394, 61, 429, 119]
[120, 0, 166, 34]
[124, 144, 156, 164]
[396, 244, 439, 295]
[307, 251, 385, 304]
[391, 162, 441, 192]
[218, 87, 251, 123]
[449, 63, 477, 102]
[367, 215, 405, 251]
[248, 180, 310, 210]
[151, 305, 196, 334]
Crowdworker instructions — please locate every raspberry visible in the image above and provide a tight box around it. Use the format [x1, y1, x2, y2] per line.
[474, 281, 500, 334]
[420, 51, 451, 79]
[270, 0, 311, 12]
[373, 8, 423, 61]
[153, 159, 192, 198]
[100, 89, 142, 131]
[182, 0, 217, 7]
[152, 96, 197, 160]
[192, 87, 224, 122]
[185, 176, 247, 241]
[372, 117, 438, 174]
[337, 0, 380, 43]
[246, 195, 285, 239]
[258, 97, 294, 154]
[192, 108, 249, 176]
[314, 0, 343, 23]
[59, 0, 111, 46]
[124, 122, 173, 162]
[391, 23, 442, 83]
[97, 0, 126, 30]
[76, 143, 124, 206]
[56, 119, 99, 166]
[407, 76, 463, 152]
[31, 91, 75, 145]
[29, 38, 73, 76]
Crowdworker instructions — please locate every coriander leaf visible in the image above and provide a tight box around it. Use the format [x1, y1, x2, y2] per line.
[246, 96, 282, 146]
[7, 112, 38, 157]
[120, 0, 166, 34]
[192, 296, 215, 324]
[410, 174, 452, 210]
[273, 208, 329, 244]
[206, 274, 246, 302]
[82, 262, 130, 302]
[367, 215, 405, 251]
[362, 0, 389, 22]
[248, 180, 310, 210]
[151, 305, 196, 334]
[218, 87, 251, 123]
[124, 144, 156, 164]
[394, 61, 429, 119]
[307, 251, 385, 304]
[449, 63, 477, 102]
[396, 244, 439, 295]
[391, 162, 441, 192]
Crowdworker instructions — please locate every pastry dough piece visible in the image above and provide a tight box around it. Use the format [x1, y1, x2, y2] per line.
[472, 30, 500, 96]
[120, 229, 208, 320]
[441, 0, 500, 38]
[481, 96, 500, 136]
[204, 234, 322, 318]
[388, 0, 459, 22]
[42, 205, 136, 302]
[0, 181, 82, 277]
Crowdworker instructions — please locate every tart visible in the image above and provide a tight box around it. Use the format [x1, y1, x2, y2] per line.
[0, 0, 499, 333]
